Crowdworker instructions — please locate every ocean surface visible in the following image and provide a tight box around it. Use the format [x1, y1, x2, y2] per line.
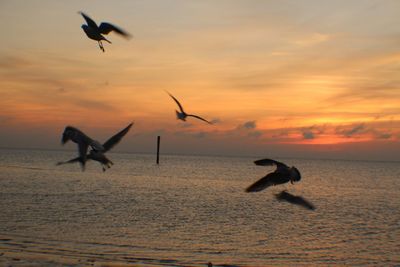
[0, 148, 399, 266]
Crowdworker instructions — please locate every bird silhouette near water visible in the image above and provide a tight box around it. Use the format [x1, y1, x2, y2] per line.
[79, 11, 132, 52]
[58, 123, 133, 171]
[60, 126, 105, 170]
[246, 158, 301, 192]
[166, 91, 213, 124]
[246, 158, 316, 210]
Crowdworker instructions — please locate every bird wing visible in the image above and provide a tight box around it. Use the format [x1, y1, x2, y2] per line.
[275, 191, 315, 210]
[79, 11, 98, 29]
[98, 22, 131, 38]
[245, 172, 290, 192]
[56, 154, 93, 166]
[56, 157, 81, 166]
[187, 114, 212, 124]
[167, 91, 185, 113]
[254, 158, 288, 170]
[102, 123, 133, 152]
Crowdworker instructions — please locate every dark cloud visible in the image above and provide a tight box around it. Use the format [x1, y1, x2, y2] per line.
[336, 123, 366, 138]
[374, 131, 392, 140]
[234, 120, 263, 138]
[302, 131, 315, 140]
[238, 120, 256, 130]
[300, 124, 326, 140]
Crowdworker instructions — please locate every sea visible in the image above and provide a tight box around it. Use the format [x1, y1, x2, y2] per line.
[0, 148, 399, 266]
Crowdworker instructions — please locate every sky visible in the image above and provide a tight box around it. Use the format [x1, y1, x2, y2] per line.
[0, 0, 399, 161]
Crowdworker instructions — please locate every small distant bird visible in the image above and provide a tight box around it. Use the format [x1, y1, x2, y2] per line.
[61, 126, 105, 169]
[79, 11, 131, 52]
[275, 190, 315, 210]
[166, 91, 212, 124]
[58, 123, 133, 171]
[245, 158, 301, 192]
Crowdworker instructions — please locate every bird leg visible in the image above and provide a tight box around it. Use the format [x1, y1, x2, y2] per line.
[98, 41, 105, 52]
[101, 161, 113, 172]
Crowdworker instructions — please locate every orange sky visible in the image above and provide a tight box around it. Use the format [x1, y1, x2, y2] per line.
[0, 0, 399, 160]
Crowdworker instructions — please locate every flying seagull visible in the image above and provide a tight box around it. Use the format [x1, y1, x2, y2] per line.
[57, 123, 133, 171]
[79, 11, 131, 52]
[61, 126, 105, 169]
[245, 158, 301, 192]
[166, 91, 212, 124]
[275, 190, 315, 210]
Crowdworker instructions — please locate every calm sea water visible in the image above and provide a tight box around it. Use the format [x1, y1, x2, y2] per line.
[0, 148, 399, 266]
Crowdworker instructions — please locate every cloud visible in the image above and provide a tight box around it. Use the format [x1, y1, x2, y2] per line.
[0, 55, 31, 70]
[299, 124, 328, 140]
[294, 33, 331, 47]
[237, 120, 256, 130]
[180, 122, 194, 128]
[329, 80, 400, 103]
[234, 120, 263, 138]
[271, 130, 289, 138]
[376, 132, 392, 139]
[194, 132, 207, 138]
[336, 123, 366, 138]
[72, 99, 118, 111]
[302, 131, 315, 140]
[248, 130, 263, 138]
[174, 130, 207, 139]
[210, 118, 221, 124]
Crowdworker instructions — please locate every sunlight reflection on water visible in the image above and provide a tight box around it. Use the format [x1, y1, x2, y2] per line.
[0, 149, 399, 266]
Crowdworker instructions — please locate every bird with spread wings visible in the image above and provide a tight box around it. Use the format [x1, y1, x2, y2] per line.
[79, 11, 132, 52]
[167, 91, 213, 124]
[58, 123, 133, 171]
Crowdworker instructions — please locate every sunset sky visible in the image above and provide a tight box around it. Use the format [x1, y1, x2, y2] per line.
[0, 0, 399, 160]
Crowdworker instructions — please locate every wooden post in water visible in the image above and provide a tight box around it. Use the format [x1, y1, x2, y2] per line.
[156, 135, 161, 164]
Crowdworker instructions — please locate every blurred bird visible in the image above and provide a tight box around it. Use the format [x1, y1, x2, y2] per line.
[78, 11, 132, 52]
[58, 123, 133, 171]
[245, 158, 301, 192]
[275, 190, 315, 210]
[166, 91, 212, 124]
[61, 126, 105, 170]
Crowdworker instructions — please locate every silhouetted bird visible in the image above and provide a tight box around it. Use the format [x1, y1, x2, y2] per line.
[275, 190, 315, 210]
[246, 158, 301, 192]
[61, 126, 105, 170]
[79, 11, 131, 52]
[167, 91, 212, 124]
[58, 123, 133, 171]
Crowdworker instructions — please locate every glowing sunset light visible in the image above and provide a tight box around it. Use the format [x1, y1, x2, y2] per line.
[0, 0, 399, 160]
